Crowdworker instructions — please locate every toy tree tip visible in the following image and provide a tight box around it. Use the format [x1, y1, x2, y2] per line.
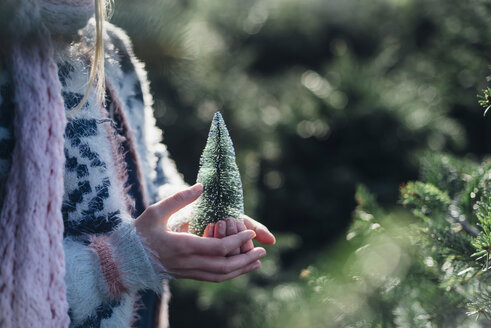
[213, 111, 223, 121]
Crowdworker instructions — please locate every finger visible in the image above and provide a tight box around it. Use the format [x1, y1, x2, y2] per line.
[237, 220, 254, 253]
[171, 247, 266, 273]
[179, 230, 256, 256]
[243, 215, 276, 245]
[174, 260, 262, 282]
[152, 184, 203, 224]
[214, 220, 226, 239]
[203, 223, 215, 238]
[226, 218, 240, 256]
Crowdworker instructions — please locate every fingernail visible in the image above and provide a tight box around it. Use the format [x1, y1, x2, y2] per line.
[218, 221, 226, 235]
[248, 231, 256, 239]
[258, 249, 266, 257]
[192, 183, 203, 195]
[253, 261, 261, 270]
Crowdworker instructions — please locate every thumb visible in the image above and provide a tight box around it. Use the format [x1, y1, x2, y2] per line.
[151, 183, 203, 225]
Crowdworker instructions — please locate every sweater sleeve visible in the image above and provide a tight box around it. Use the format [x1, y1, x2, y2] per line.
[105, 23, 192, 232]
[138, 70, 193, 232]
[63, 215, 171, 325]
[145, 118, 192, 232]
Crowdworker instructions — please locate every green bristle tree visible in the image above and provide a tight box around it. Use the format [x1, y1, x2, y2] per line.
[189, 112, 244, 236]
[291, 155, 491, 327]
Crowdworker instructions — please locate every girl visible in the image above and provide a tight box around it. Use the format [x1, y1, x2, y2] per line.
[0, 0, 275, 327]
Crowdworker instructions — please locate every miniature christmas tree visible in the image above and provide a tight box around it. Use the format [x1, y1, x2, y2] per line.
[189, 112, 244, 236]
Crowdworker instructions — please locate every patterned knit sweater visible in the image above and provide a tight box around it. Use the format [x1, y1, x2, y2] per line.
[0, 20, 189, 328]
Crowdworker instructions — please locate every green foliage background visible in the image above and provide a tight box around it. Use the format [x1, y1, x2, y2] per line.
[110, 0, 491, 326]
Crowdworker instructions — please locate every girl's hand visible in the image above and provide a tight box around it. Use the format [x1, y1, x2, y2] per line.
[134, 184, 266, 282]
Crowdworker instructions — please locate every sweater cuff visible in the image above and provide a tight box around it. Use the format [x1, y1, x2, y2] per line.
[90, 220, 172, 299]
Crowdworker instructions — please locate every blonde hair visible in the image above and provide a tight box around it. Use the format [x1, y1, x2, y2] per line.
[66, 0, 109, 117]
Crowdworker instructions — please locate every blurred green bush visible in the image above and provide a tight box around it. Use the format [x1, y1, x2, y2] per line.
[110, 0, 491, 326]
